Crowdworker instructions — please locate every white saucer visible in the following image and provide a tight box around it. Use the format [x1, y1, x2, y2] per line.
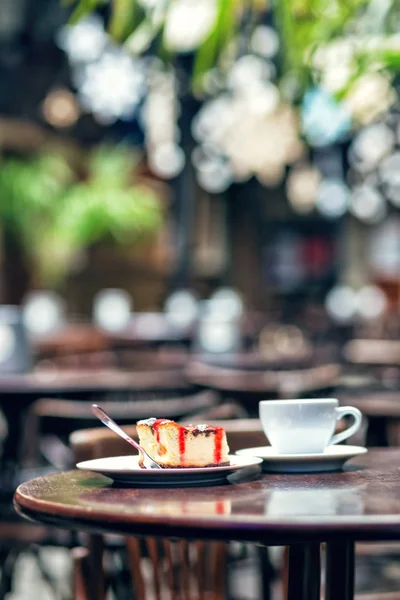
[235, 445, 368, 473]
[76, 454, 262, 486]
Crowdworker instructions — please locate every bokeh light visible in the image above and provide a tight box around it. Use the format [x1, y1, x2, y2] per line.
[357, 285, 387, 320]
[208, 288, 244, 320]
[149, 143, 186, 179]
[349, 123, 395, 173]
[56, 16, 107, 63]
[350, 184, 387, 223]
[23, 291, 66, 336]
[196, 159, 233, 194]
[380, 152, 400, 187]
[165, 290, 199, 328]
[286, 165, 321, 214]
[345, 73, 396, 126]
[197, 315, 239, 354]
[301, 88, 351, 147]
[250, 26, 279, 58]
[42, 88, 80, 128]
[77, 49, 145, 124]
[93, 289, 132, 332]
[325, 285, 357, 322]
[164, 0, 217, 52]
[316, 179, 349, 218]
[0, 324, 16, 363]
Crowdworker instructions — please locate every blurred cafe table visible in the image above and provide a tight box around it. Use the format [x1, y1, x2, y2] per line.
[34, 315, 193, 363]
[331, 373, 400, 446]
[343, 339, 400, 383]
[33, 323, 110, 360]
[186, 354, 340, 413]
[14, 448, 400, 600]
[344, 340, 400, 367]
[338, 388, 400, 446]
[0, 366, 184, 467]
[109, 313, 193, 349]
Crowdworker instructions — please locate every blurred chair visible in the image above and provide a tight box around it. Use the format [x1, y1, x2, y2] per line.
[115, 346, 190, 372]
[7, 385, 229, 599]
[0, 516, 71, 600]
[343, 339, 400, 366]
[33, 323, 110, 364]
[186, 357, 340, 416]
[343, 339, 400, 386]
[21, 388, 231, 470]
[331, 374, 400, 446]
[72, 534, 227, 600]
[69, 419, 275, 600]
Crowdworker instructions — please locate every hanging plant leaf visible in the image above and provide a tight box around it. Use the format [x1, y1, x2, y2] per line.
[109, 0, 137, 41]
[192, 0, 241, 91]
[125, 3, 168, 55]
[0, 146, 163, 286]
[69, 0, 107, 24]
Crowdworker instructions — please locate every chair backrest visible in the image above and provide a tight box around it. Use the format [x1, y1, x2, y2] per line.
[70, 418, 266, 600]
[187, 359, 340, 397]
[21, 389, 220, 469]
[72, 533, 227, 600]
[126, 537, 226, 600]
[115, 347, 190, 371]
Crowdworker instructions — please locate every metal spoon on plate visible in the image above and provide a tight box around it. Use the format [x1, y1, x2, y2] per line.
[91, 404, 162, 469]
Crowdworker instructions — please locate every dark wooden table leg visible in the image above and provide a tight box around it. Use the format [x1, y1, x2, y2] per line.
[287, 543, 321, 600]
[325, 541, 355, 600]
[87, 534, 105, 600]
[257, 546, 275, 600]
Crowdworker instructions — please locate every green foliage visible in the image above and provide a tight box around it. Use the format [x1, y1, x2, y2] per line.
[65, 0, 269, 81]
[192, 0, 241, 92]
[65, 0, 399, 100]
[274, 0, 398, 101]
[0, 147, 162, 285]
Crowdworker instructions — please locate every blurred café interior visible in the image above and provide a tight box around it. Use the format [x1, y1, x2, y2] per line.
[0, 0, 399, 598]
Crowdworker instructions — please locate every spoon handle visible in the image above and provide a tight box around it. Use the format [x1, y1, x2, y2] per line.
[91, 404, 143, 454]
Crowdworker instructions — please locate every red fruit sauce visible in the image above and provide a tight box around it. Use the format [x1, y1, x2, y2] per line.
[213, 428, 224, 463]
[178, 427, 186, 455]
[151, 420, 224, 463]
[151, 419, 169, 443]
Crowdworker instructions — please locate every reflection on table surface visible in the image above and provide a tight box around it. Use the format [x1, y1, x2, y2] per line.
[14, 449, 400, 532]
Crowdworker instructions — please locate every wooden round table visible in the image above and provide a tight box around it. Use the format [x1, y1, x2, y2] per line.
[14, 448, 400, 600]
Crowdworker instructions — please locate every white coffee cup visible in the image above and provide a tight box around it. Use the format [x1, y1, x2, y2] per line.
[259, 398, 362, 455]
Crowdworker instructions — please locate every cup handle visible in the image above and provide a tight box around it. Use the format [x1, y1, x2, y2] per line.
[331, 406, 362, 446]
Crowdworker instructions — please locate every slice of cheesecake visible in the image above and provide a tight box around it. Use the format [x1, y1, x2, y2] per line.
[136, 418, 230, 468]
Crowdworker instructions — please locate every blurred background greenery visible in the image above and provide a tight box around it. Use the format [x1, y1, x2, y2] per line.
[67, 0, 399, 112]
[0, 147, 161, 290]
[0, 0, 398, 312]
